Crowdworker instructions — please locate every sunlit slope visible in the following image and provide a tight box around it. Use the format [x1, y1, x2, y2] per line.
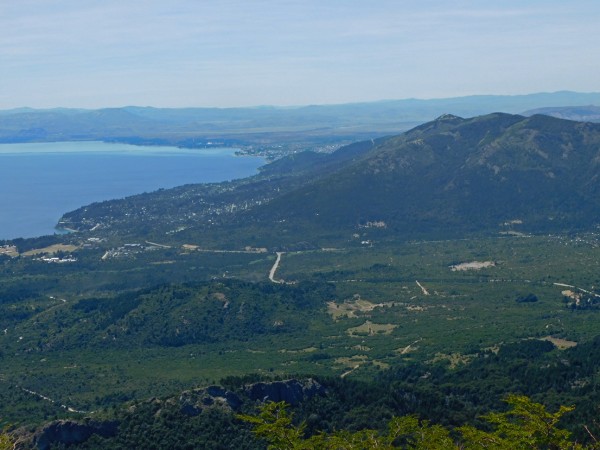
[242, 113, 600, 238]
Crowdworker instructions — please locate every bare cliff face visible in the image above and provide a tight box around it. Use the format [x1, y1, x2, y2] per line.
[16, 419, 118, 450]
[178, 378, 326, 416]
[244, 378, 326, 406]
[179, 385, 242, 416]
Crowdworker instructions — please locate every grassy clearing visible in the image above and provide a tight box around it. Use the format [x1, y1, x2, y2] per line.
[0, 245, 18, 257]
[22, 244, 79, 256]
[450, 260, 496, 271]
[326, 297, 394, 320]
[347, 320, 397, 336]
[540, 336, 578, 349]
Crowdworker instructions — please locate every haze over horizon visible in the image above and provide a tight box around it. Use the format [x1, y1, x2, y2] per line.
[2, 0, 599, 109]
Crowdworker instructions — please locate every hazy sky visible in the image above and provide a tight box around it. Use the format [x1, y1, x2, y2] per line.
[1, 0, 599, 108]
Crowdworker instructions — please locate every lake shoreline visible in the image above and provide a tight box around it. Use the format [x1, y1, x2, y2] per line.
[0, 142, 265, 240]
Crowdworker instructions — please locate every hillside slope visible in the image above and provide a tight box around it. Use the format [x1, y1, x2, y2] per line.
[238, 113, 600, 239]
[56, 112, 600, 247]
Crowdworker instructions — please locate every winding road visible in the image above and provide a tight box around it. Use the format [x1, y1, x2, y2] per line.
[269, 252, 284, 283]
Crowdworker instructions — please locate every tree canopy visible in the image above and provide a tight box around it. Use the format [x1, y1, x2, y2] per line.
[239, 395, 590, 449]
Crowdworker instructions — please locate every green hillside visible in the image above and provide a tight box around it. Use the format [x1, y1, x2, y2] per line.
[240, 113, 600, 241]
[5, 112, 600, 447]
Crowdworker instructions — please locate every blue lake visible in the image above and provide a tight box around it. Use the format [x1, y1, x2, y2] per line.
[0, 142, 265, 240]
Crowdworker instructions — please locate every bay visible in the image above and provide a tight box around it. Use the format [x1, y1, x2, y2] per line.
[0, 142, 265, 240]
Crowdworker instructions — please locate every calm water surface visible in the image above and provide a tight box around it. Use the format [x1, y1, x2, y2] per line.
[0, 142, 265, 240]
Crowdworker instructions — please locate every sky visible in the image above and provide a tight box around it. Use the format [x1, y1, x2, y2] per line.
[1, 0, 599, 109]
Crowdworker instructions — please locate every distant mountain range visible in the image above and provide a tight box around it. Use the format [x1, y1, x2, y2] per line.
[523, 105, 600, 122]
[1, 91, 600, 148]
[59, 111, 600, 246]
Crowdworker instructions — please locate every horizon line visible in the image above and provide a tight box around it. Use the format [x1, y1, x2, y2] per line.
[2, 90, 599, 112]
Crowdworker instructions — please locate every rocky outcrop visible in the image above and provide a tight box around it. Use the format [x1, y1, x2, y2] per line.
[179, 385, 242, 416]
[244, 378, 326, 405]
[14, 380, 325, 448]
[24, 420, 118, 450]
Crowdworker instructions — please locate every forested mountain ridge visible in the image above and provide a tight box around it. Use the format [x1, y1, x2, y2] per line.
[57, 112, 600, 248]
[3, 91, 599, 148]
[241, 113, 600, 239]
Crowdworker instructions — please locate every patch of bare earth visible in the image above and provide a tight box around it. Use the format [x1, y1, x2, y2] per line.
[327, 295, 394, 320]
[450, 261, 496, 271]
[0, 245, 18, 257]
[23, 244, 79, 256]
[540, 336, 577, 350]
[279, 347, 318, 354]
[347, 320, 397, 337]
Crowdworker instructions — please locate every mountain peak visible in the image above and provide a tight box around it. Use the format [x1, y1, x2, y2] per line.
[435, 113, 463, 121]
[246, 112, 600, 239]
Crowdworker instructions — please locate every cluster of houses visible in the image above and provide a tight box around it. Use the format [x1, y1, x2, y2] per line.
[35, 255, 77, 263]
